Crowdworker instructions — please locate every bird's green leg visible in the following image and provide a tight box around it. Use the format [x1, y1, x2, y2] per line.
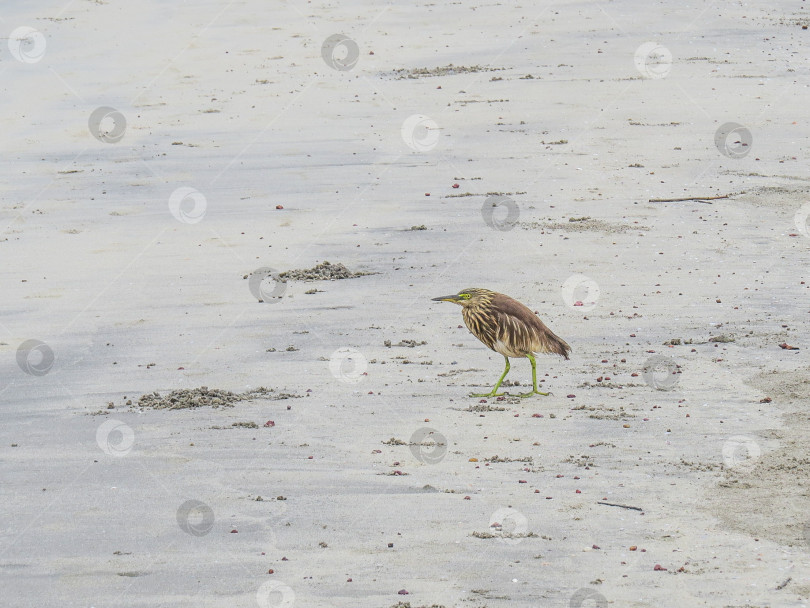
[471, 356, 510, 397]
[519, 353, 550, 397]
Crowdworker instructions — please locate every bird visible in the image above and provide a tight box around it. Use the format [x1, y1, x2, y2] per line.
[432, 288, 570, 397]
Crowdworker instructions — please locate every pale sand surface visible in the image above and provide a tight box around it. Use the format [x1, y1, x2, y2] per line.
[2, 1, 810, 606]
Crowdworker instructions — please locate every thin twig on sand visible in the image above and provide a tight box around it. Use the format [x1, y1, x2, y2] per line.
[597, 501, 643, 511]
[649, 192, 744, 204]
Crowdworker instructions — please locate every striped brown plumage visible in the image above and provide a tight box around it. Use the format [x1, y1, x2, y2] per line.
[459, 288, 571, 359]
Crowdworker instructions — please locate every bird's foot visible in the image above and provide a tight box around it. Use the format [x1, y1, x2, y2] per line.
[518, 389, 550, 398]
[470, 391, 505, 398]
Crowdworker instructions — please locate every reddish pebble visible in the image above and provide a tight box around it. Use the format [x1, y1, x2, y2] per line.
[452, 183, 460, 188]
[566, 394, 576, 398]
[519, 480, 527, 483]
[601, 359, 608, 363]
[347, 578, 352, 582]
[231, 529, 238, 533]
[534, 489, 540, 493]
[425, 193, 430, 196]
[573, 301, 583, 306]
[556, 474, 564, 478]
[630, 333, 636, 337]
[531, 413, 542, 418]
[275, 204, 284, 209]
[654, 564, 667, 571]
[575, 489, 581, 494]
[592, 544, 600, 549]
[464, 496, 471, 500]
[308, 456, 313, 459]
[545, 496, 552, 500]
[573, 476, 580, 480]
[398, 589, 409, 595]
[281, 557, 288, 561]
[268, 569, 274, 574]
[264, 420, 275, 427]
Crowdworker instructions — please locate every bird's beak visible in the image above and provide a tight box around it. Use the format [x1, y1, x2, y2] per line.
[431, 294, 460, 303]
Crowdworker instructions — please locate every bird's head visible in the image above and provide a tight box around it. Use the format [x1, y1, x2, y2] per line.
[431, 288, 492, 307]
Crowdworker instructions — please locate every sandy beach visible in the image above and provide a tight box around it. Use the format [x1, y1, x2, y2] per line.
[2, 0, 810, 606]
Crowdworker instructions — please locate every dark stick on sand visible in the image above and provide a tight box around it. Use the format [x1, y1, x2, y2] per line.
[597, 501, 643, 512]
[649, 193, 744, 204]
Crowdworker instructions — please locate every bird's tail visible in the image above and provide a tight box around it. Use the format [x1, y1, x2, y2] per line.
[549, 331, 571, 360]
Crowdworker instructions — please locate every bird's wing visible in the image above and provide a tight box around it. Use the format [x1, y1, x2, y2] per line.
[492, 294, 571, 358]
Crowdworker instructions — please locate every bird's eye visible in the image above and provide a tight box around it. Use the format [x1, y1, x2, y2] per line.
[460, 293, 470, 299]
